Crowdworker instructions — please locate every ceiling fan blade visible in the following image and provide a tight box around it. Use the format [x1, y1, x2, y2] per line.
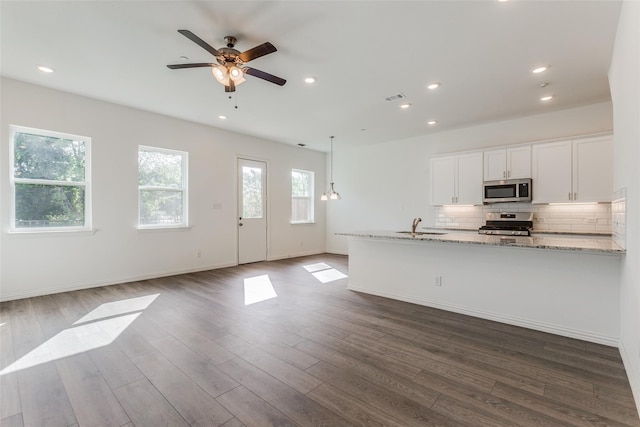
[167, 63, 215, 69]
[244, 67, 286, 86]
[225, 80, 236, 93]
[177, 29, 221, 57]
[238, 42, 277, 63]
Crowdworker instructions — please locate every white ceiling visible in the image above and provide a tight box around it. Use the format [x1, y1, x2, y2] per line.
[0, 1, 622, 151]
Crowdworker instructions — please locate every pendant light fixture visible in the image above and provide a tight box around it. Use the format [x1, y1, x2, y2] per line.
[321, 136, 341, 201]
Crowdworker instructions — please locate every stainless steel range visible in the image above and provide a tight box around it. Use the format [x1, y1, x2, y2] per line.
[478, 212, 534, 236]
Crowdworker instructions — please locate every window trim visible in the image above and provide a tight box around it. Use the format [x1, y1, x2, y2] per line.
[9, 125, 92, 233]
[137, 145, 189, 229]
[291, 168, 315, 224]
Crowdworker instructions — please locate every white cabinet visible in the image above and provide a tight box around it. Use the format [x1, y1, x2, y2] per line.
[573, 136, 613, 202]
[431, 152, 483, 205]
[532, 136, 612, 203]
[483, 146, 531, 181]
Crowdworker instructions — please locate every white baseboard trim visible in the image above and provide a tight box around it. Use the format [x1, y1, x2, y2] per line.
[268, 250, 325, 261]
[619, 340, 640, 418]
[0, 262, 237, 302]
[347, 285, 620, 347]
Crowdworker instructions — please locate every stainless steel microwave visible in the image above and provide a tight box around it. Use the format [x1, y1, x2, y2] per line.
[483, 178, 532, 203]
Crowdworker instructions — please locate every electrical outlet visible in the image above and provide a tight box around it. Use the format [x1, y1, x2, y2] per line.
[434, 276, 442, 286]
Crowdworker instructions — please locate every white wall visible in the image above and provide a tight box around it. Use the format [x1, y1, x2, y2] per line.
[326, 101, 613, 254]
[609, 0, 640, 409]
[0, 78, 326, 301]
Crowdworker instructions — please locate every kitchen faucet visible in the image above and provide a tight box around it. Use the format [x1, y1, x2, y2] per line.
[412, 217, 422, 234]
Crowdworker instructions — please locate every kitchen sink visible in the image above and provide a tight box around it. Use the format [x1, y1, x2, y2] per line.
[396, 231, 447, 235]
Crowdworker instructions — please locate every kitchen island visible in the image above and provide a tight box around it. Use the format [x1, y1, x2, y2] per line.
[339, 230, 624, 346]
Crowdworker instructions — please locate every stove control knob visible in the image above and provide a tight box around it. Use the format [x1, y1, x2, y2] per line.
[511, 231, 516, 235]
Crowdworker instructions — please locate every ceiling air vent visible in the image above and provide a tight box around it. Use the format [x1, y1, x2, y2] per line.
[384, 93, 406, 102]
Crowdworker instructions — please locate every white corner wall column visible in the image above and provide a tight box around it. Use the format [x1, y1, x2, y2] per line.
[609, 0, 640, 412]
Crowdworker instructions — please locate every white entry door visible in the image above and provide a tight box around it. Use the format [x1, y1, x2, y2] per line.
[238, 158, 267, 264]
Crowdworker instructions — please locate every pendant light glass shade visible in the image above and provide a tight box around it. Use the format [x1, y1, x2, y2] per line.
[321, 136, 341, 201]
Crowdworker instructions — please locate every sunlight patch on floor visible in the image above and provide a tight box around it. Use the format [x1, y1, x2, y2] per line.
[303, 262, 348, 284]
[0, 294, 159, 376]
[244, 274, 277, 305]
[303, 262, 332, 273]
[73, 294, 159, 325]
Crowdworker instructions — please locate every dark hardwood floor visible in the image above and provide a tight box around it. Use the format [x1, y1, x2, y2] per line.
[1, 254, 638, 426]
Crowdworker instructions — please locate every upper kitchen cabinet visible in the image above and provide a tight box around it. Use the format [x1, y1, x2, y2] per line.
[573, 136, 614, 202]
[431, 152, 483, 205]
[532, 135, 612, 204]
[483, 146, 531, 181]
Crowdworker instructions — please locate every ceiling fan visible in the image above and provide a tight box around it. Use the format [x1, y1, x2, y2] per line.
[167, 30, 286, 93]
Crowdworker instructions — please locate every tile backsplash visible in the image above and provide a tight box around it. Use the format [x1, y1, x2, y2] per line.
[611, 188, 626, 248]
[433, 202, 612, 234]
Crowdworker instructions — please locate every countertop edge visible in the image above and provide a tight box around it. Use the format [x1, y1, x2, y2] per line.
[336, 231, 625, 255]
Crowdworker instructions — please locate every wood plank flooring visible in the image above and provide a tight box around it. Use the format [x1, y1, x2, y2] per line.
[0, 254, 638, 426]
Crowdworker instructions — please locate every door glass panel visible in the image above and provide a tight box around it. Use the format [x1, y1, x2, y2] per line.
[242, 166, 263, 218]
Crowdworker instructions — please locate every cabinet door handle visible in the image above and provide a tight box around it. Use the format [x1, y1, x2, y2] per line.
[503, 171, 506, 179]
[452, 196, 455, 203]
[574, 192, 577, 201]
[568, 192, 572, 200]
[507, 170, 511, 178]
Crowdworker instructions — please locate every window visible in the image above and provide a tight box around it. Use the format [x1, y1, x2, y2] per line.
[10, 125, 91, 231]
[291, 169, 314, 223]
[242, 165, 264, 219]
[138, 146, 188, 228]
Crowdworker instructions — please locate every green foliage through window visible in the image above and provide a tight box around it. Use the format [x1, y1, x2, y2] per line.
[138, 147, 187, 226]
[11, 127, 89, 229]
[242, 166, 263, 219]
[291, 169, 314, 223]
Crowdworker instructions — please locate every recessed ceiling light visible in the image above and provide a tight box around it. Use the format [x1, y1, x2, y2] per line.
[428, 120, 438, 125]
[218, 115, 227, 119]
[37, 66, 53, 73]
[532, 66, 549, 74]
[400, 103, 412, 109]
[540, 95, 554, 101]
[426, 82, 440, 90]
[304, 76, 316, 84]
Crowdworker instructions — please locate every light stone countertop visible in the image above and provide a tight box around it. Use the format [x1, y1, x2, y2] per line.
[337, 229, 625, 255]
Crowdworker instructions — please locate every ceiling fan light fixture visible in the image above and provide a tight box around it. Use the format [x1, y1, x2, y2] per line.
[212, 65, 228, 83]
[229, 65, 244, 82]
